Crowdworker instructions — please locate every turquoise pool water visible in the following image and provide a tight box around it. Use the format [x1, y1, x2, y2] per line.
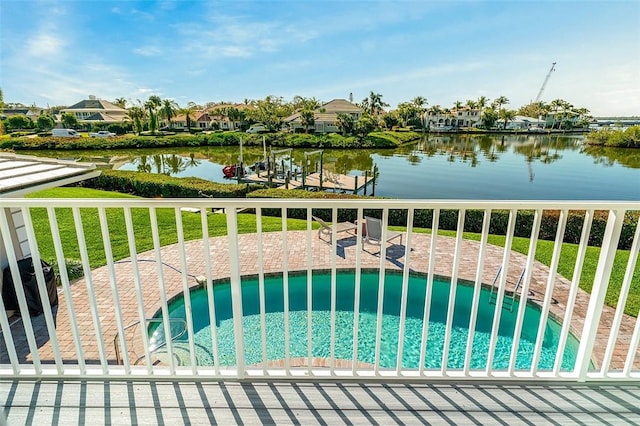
[150, 270, 580, 370]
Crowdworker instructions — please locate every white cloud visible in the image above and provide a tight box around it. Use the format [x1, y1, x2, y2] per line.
[26, 33, 66, 57]
[133, 46, 163, 57]
[130, 9, 155, 21]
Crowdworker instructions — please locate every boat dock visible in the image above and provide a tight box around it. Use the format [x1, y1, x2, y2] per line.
[242, 171, 375, 194]
[229, 147, 377, 195]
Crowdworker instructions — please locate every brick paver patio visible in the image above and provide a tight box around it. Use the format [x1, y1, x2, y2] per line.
[3, 230, 638, 371]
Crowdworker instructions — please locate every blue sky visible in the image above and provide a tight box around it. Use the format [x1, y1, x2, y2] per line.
[2, 0, 639, 116]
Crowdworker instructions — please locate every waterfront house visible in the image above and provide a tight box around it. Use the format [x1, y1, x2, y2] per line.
[283, 98, 363, 133]
[427, 106, 483, 128]
[505, 115, 544, 130]
[171, 110, 213, 130]
[60, 97, 127, 125]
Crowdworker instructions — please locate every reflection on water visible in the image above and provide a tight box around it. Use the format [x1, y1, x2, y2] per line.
[33, 134, 640, 200]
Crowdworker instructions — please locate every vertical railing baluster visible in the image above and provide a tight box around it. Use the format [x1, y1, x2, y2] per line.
[508, 209, 542, 375]
[0, 292, 19, 374]
[200, 208, 220, 376]
[351, 207, 364, 375]
[419, 209, 439, 375]
[486, 209, 517, 375]
[0, 208, 43, 375]
[0, 209, 21, 374]
[554, 210, 593, 375]
[21, 207, 64, 374]
[256, 208, 268, 375]
[624, 308, 640, 376]
[374, 208, 390, 375]
[72, 206, 108, 373]
[123, 207, 152, 374]
[306, 208, 313, 375]
[531, 210, 568, 375]
[600, 215, 640, 375]
[47, 206, 86, 374]
[441, 209, 466, 374]
[97, 207, 130, 375]
[575, 209, 625, 381]
[226, 207, 245, 378]
[174, 208, 198, 373]
[281, 208, 291, 374]
[149, 207, 176, 375]
[330, 207, 338, 374]
[464, 209, 491, 375]
[396, 209, 414, 375]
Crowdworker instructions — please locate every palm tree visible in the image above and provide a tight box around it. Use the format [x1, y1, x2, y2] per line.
[549, 99, 564, 129]
[160, 99, 178, 129]
[465, 99, 478, 109]
[480, 108, 498, 129]
[453, 100, 463, 110]
[144, 95, 162, 134]
[412, 96, 427, 109]
[476, 96, 489, 110]
[144, 100, 158, 134]
[178, 102, 197, 132]
[493, 96, 509, 112]
[300, 109, 315, 133]
[499, 109, 516, 130]
[114, 98, 127, 108]
[148, 95, 162, 108]
[226, 107, 245, 130]
[412, 96, 428, 129]
[364, 92, 389, 116]
[126, 106, 146, 135]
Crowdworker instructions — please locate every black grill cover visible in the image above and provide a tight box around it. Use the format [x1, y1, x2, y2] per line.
[2, 257, 58, 316]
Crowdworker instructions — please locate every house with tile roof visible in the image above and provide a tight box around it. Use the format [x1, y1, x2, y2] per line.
[283, 99, 363, 133]
[171, 110, 213, 130]
[60, 97, 127, 124]
[205, 103, 255, 131]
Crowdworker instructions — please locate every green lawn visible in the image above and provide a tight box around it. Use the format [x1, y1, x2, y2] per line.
[413, 229, 640, 318]
[28, 187, 639, 317]
[27, 187, 309, 270]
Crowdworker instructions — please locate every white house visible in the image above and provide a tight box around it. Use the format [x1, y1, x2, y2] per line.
[426, 107, 483, 128]
[505, 115, 544, 130]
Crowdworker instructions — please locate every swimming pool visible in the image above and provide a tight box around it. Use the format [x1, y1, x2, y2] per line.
[149, 270, 580, 370]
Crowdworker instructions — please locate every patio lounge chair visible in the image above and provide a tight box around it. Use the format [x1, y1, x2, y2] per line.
[312, 215, 358, 243]
[362, 216, 403, 252]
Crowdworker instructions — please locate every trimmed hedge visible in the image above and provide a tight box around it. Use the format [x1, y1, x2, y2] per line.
[2, 130, 421, 151]
[80, 169, 253, 198]
[248, 189, 638, 249]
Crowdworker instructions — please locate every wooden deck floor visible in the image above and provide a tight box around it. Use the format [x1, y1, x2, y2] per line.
[2, 379, 640, 425]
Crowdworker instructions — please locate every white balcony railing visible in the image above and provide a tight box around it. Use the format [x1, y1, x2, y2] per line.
[0, 198, 639, 382]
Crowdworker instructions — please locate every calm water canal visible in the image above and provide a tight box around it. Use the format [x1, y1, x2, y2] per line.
[54, 134, 640, 200]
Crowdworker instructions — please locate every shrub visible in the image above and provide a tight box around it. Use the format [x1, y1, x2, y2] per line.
[248, 189, 638, 249]
[586, 126, 640, 148]
[80, 169, 252, 198]
[2, 131, 421, 151]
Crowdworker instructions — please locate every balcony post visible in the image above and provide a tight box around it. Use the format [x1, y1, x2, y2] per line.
[226, 207, 246, 377]
[575, 209, 625, 381]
